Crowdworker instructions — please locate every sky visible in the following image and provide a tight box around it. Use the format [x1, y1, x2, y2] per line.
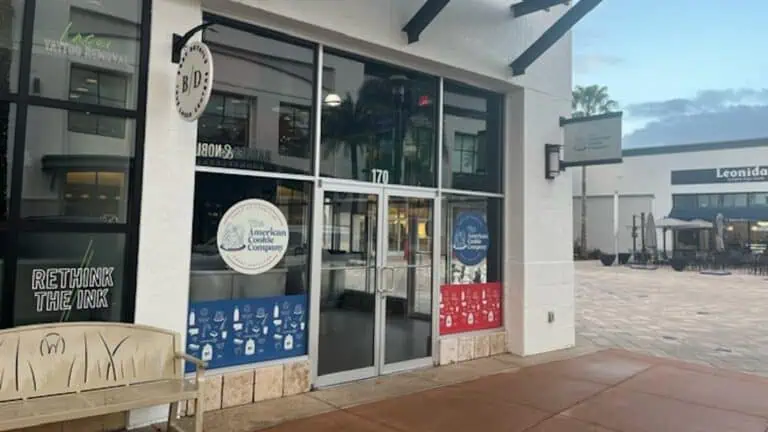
[573, 0, 768, 148]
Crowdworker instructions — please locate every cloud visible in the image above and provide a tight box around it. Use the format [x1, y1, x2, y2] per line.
[623, 104, 768, 148]
[573, 53, 624, 74]
[626, 88, 768, 118]
[622, 88, 768, 147]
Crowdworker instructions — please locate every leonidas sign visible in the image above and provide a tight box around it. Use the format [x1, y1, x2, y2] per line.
[671, 166, 768, 185]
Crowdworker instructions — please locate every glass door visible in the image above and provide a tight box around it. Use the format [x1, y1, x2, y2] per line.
[315, 182, 435, 386]
[380, 191, 435, 373]
[316, 183, 382, 385]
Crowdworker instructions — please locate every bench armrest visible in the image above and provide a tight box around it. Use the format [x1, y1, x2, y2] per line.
[175, 352, 207, 370]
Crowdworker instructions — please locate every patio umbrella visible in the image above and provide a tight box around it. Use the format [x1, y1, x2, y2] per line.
[714, 213, 725, 252]
[691, 219, 714, 229]
[655, 217, 689, 229]
[645, 212, 657, 250]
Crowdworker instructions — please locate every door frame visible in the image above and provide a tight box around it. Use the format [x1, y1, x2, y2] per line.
[309, 179, 439, 387]
[379, 187, 438, 376]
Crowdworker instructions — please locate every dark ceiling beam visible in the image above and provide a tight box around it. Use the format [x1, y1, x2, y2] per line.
[511, 0, 570, 18]
[402, 0, 451, 44]
[509, 0, 603, 76]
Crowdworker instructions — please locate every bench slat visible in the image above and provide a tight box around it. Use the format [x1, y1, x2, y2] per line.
[0, 379, 197, 431]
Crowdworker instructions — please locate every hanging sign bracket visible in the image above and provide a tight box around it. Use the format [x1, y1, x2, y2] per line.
[172, 22, 215, 63]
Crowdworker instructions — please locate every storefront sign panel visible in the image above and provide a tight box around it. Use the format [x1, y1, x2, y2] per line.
[562, 112, 623, 167]
[452, 212, 489, 266]
[217, 199, 290, 275]
[439, 282, 502, 335]
[175, 41, 213, 121]
[672, 166, 768, 185]
[185, 294, 307, 373]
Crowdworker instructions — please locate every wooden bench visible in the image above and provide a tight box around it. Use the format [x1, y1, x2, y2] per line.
[0, 322, 205, 432]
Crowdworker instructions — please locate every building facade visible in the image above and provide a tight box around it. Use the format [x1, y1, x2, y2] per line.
[573, 139, 768, 255]
[0, 0, 575, 428]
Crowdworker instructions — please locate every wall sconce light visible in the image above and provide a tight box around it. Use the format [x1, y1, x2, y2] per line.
[545, 143, 563, 179]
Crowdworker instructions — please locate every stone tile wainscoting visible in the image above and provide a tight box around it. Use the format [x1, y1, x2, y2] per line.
[183, 360, 311, 415]
[439, 331, 506, 365]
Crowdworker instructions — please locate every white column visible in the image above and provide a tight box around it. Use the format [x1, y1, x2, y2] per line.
[504, 87, 575, 356]
[129, 0, 202, 428]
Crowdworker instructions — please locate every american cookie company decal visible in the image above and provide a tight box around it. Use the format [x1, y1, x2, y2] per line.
[217, 199, 290, 275]
[452, 212, 490, 266]
[175, 41, 213, 122]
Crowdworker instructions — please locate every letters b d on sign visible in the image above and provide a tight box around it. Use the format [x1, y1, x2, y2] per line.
[175, 41, 214, 122]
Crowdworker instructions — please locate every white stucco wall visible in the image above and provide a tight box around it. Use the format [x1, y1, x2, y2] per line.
[135, 0, 575, 424]
[130, 0, 201, 427]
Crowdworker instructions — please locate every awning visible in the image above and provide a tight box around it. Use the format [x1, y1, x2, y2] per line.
[668, 206, 768, 222]
[656, 217, 712, 230]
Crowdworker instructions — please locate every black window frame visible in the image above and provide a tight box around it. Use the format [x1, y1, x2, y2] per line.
[442, 80, 504, 193]
[67, 65, 129, 139]
[198, 90, 250, 147]
[277, 102, 312, 159]
[0, 0, 152, 329]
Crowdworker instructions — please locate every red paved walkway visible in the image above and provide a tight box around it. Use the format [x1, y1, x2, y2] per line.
[260, 349, 768, 432]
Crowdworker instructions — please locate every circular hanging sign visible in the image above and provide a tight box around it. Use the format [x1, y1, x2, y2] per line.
[217, 199, 290, 275]
[452, 212, 490, 266]
[175, 41, 213, 122]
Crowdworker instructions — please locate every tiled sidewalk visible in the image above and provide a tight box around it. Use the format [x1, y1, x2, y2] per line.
[161, 345, 768, 432]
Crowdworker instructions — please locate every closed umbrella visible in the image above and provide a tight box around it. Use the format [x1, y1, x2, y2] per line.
[645, 212, 657, 250]
[714, 213, 725, 252]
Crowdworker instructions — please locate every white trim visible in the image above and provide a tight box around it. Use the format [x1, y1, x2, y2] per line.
[380, 357, 434, 375]
[308, 174, 324, 386]
[185, 355, 309, 378]
[436, 77, 444, 190]
[314, 366, 378, 388]
[441, 188, 504, 198]
[318, 177, 439, 195]
[312, 44, 324, 178]
[431, 185, 442, 365]
[573, 193, 655, 199]
[195, 165, 316, 182]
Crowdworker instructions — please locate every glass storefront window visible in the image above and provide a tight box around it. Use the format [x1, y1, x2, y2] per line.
[672, 194, 697, 209]
[13, 232, 126, 326]
[20, 106, 133, 222]
[196, 26, 315, 174]
[749, 193, 768, 207]
[439, 194, 502, 334]
[0, 1, 23, 95]
[442, 82, 503, 193]
[190, 172, 311, 301]
[199, 92, 249, 148]
[30, 0, 141, 107]
[722, 193, 748, 208]
[187, 172, 311, 369]
[320, 52, 437, 186]
[0, 1, 147, 329]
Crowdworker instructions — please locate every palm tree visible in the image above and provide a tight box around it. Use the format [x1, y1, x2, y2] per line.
[572, 85, 618, 258]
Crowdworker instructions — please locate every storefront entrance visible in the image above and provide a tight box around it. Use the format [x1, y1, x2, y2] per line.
[315, 181, 436, 386]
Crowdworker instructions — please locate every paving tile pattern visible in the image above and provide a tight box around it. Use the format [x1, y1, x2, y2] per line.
[161, 349, 768, 432]
[576, 262, 768, 376]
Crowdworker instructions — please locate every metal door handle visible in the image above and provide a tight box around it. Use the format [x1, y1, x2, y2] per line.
[378, 267, 396, 294]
